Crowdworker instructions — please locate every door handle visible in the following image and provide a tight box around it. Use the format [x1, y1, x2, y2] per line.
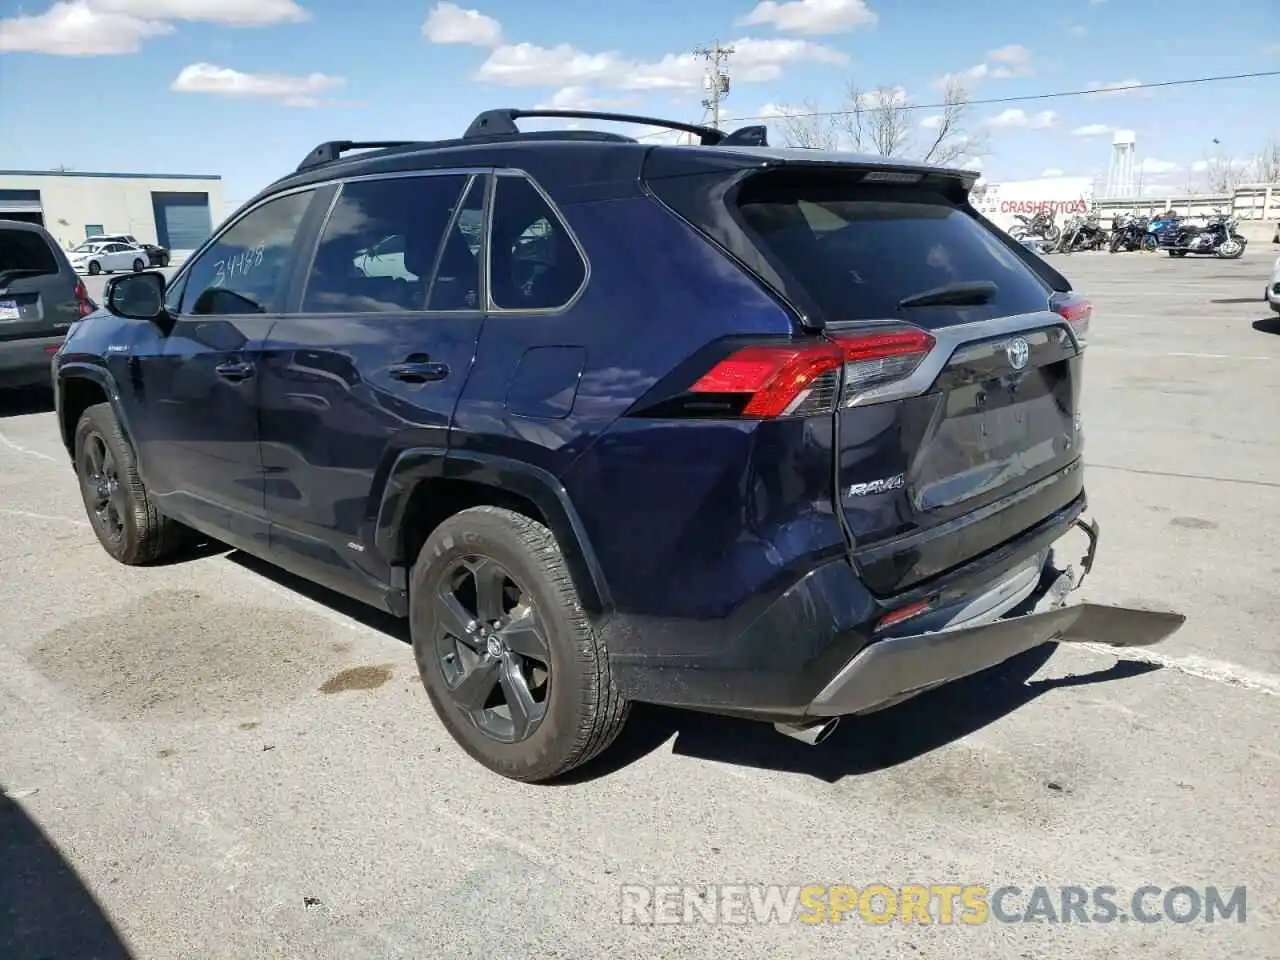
[215, 359, 254, 381]
[388, 361, 450, 384]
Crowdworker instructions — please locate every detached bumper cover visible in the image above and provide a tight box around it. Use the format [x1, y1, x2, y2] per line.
[806, 517, 1185, 717]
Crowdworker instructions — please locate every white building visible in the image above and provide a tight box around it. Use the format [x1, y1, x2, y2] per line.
[972, 176, 1096, 233]
[0, 169, 224, 254]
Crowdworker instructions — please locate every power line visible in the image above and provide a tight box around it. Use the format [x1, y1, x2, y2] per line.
[633, 69, 1280, 139]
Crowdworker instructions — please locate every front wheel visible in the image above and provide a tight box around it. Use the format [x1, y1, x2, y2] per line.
[1042, 224, 1061, 244]
[73, 403, 191, 565]
[1216, 238, 1245, 259]
[410, 506, 630, 782]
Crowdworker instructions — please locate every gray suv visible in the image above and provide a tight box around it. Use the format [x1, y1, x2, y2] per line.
[0, 220, 94, 390]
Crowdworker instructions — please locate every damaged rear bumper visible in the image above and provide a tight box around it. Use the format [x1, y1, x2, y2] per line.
[804, 518, 1185, 718]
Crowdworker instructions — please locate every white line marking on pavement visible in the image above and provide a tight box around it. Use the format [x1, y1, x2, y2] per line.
[1079, 644, 1280, 697]
[1089, 347, 1275, 361]
[0, 432, 57, 461]
[0, 508, 89, 527]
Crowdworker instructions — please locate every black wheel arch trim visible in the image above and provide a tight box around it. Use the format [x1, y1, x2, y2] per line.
[374, 448, 613, 616]
[55, 362, 134, 458]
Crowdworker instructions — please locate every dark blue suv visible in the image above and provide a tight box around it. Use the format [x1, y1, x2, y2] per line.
[52, 109, 1183, 782]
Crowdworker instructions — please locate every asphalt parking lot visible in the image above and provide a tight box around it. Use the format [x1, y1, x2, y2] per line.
[4, 249, 1279, 959]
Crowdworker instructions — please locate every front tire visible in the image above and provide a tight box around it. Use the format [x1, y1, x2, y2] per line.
[410, 506, 629, 782]
[73, 403, 189, 565]
[1216, 238, 1245, 259]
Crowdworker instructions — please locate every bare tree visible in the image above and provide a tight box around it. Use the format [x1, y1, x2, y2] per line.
[773, 77, 985, 168]
[1203, 154, 1242, 193]
[1248, 139, 1280, 183]
[773, 99, 841, 151]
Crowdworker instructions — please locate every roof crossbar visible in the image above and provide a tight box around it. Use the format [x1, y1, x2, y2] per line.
[296, 140, 418, 172]
[464, 109, 730, 146]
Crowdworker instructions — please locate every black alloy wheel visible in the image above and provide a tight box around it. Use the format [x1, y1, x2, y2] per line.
[433, 556, 551, 742]
[78, 429, 126, 546]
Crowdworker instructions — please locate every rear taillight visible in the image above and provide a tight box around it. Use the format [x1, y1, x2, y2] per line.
[688, 327, 935, 418]
[1052, 293, 1091, 345]
[74, 279, 94, 317]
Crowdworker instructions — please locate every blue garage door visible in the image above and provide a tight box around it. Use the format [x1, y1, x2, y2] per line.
[151, 191, 212, 251]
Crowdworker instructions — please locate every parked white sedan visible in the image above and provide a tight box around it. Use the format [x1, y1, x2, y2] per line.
[1267, 255, 1280, 315]
[68, 241, 149, 276]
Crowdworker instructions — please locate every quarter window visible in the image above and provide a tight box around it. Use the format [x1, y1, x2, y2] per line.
[488, 175, 585, 311]
[302, 173, 481, 314]
[182, 189, 316, 316]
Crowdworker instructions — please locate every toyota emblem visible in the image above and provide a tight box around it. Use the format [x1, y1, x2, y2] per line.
[1006, 336, 1030, 370]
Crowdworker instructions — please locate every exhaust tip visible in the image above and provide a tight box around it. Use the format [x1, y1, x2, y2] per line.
[774, 718, 840, 746]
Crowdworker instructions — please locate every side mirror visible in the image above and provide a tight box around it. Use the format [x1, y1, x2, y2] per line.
[105, 271, 167, 322]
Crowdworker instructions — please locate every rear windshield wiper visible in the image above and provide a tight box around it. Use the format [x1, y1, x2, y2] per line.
[897, 280, 998, 309]
[0, 267, 45, 287]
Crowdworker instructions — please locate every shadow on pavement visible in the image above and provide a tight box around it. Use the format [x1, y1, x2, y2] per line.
[1251, 316, 1280, 335]
[567, 645, 1160, 784]
[0, 386, 55, 419]
[0, 790, 132, 959]
[225, 550, 409, 642]
[222, 548, 1163, 784]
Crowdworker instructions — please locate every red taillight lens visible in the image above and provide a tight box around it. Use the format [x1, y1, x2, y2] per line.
[73, 279, 94, 318]
[1052, 293, 1091, 345]
[688, 327, 935, 419]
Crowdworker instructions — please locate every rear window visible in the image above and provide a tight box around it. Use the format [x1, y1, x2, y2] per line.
[0, 229, 58, 278]
[734, 177, 1052, 325]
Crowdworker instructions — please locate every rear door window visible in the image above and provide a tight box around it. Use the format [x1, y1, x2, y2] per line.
[0, 229, 59, 281]
[735, 176, 1053, 326]
[301, 173, 480, 314]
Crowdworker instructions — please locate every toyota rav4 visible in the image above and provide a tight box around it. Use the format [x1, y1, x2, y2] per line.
[52, 109, 1184, 782]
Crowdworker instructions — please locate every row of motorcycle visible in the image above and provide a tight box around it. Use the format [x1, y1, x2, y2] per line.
[1007, 209, 1248, 259]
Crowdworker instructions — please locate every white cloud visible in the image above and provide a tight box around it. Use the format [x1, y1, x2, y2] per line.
[422, 2, 501, 47]
[1266, 43, 1280, 56]
[533, 86, 637, 110]
[1072, 123, 1112, 137]
[736, 0, 877, 36]
[89, 0, 308, 25]
[0, 1, 169, 54]
[856, 85, 907, 109]
[474, 36, 846, 90]
[171, 62, 345, 106]
[1138, 158, 1178, 175]
[0, 0, 305, 56]
[987, 43, 1034, 78]
[983, 108, 1056, 130]
[1069, 24, 1087, 37]
[919, 113, 944, 130]
[1042, 167, 1065, 177]
[1087, 78, 1142, 97]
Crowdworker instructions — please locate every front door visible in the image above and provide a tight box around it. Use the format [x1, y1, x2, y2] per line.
[129, 187, 326, 547]
[256, 171, 488, 591]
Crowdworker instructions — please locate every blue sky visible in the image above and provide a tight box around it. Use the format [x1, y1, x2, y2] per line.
[0, 0, 1275, 210]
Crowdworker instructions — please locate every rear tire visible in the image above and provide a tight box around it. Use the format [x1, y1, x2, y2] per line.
[73, 403, 190, 565]
[410, 506, 630, 782]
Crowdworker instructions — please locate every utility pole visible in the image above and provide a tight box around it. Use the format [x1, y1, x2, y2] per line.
[695, 40, 733, 131]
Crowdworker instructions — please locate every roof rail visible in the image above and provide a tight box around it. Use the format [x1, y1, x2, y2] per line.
[296, 140, 418, 172]
[464, 109, 738, 146]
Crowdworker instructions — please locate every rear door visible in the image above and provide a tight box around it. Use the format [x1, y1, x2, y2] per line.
[0, 225, 78, 340]
[731, 172, 1088, 595]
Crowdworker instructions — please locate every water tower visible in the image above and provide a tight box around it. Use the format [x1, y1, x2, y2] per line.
[1106, 129, 1137, 198]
